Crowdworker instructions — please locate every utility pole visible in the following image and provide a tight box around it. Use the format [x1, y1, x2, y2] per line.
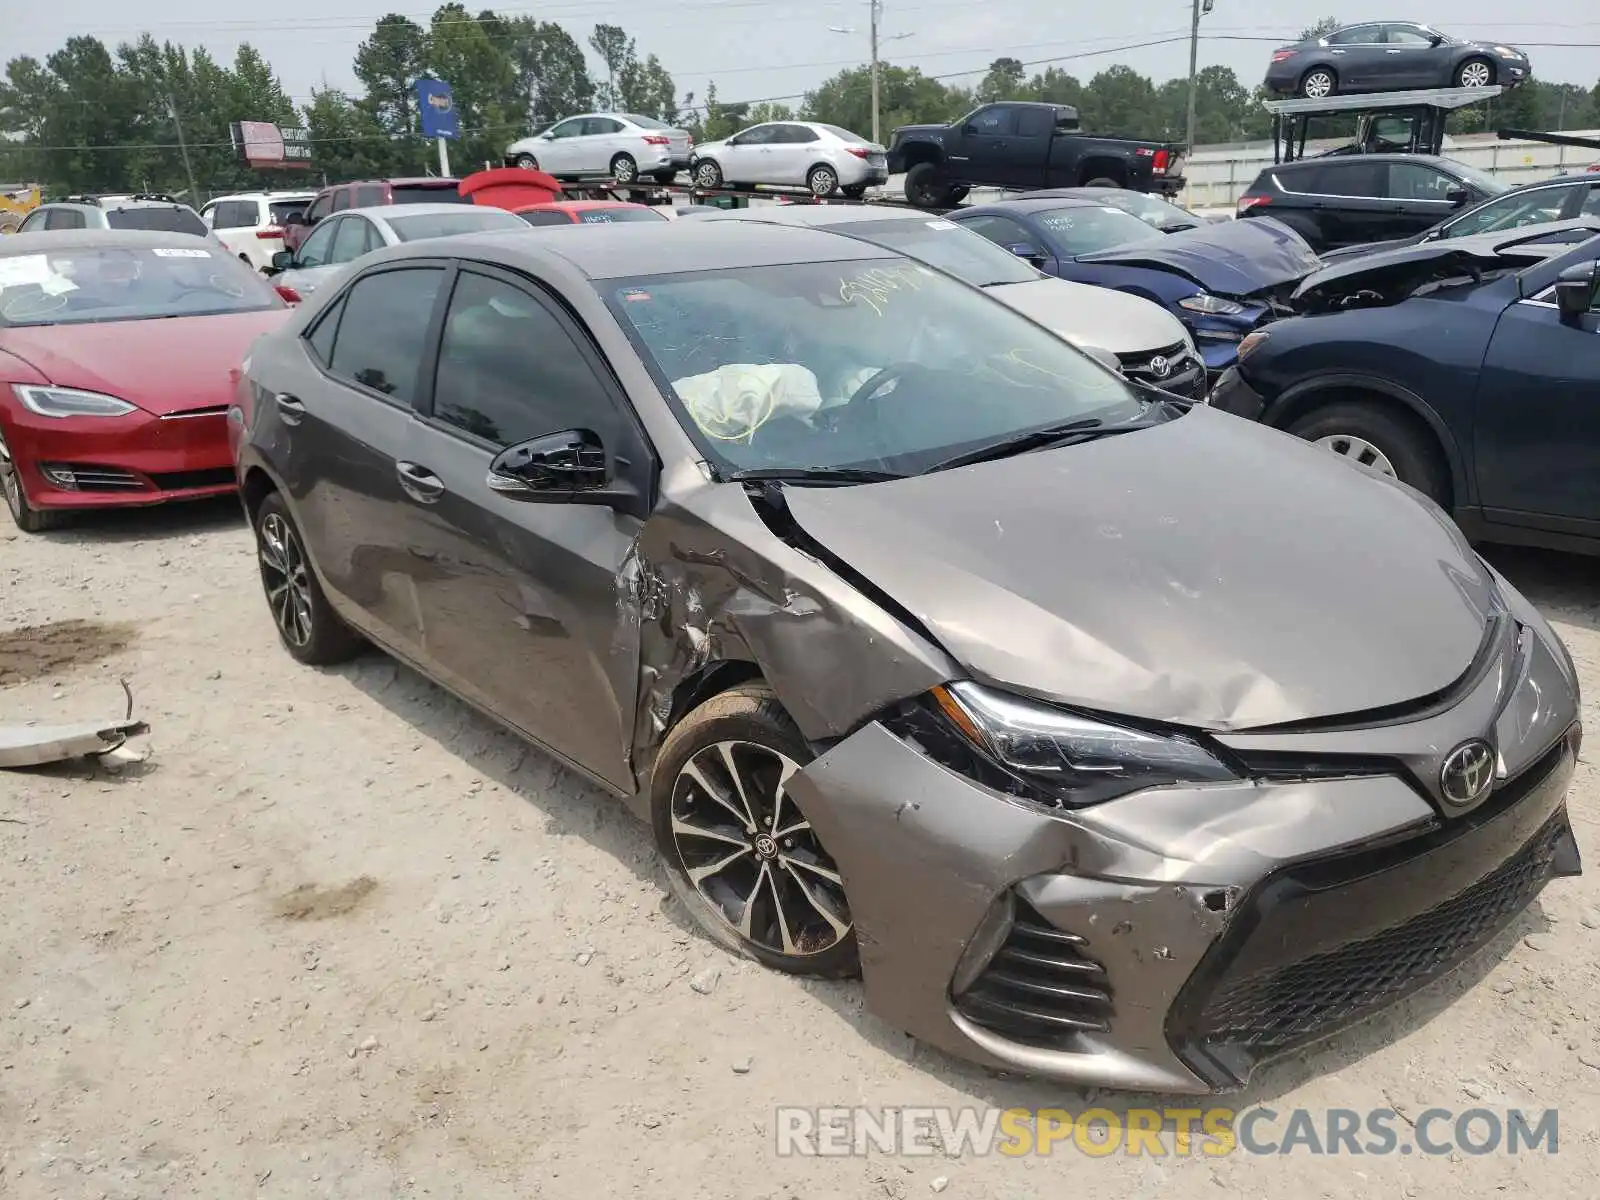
[1186, 0, 1215, 154]
[869, 0, 881, 146]
[167, 95, 200, 205]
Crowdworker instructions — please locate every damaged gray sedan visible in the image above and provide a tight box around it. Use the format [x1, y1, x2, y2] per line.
[232, 221, 1583, 1093]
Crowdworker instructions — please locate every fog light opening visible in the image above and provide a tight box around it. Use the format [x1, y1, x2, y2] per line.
[39, 465, 80, 490]
[951, 889, 1015, 997]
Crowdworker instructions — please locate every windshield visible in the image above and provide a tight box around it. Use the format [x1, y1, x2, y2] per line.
[604, 259, 1146, 478]
[1442, 185, 1575, 238]
[835, 217, 1040, 286]
[0, 243, 279, 327]
[386, 211, 527, 241]
[389, 184, 472, 205]
[1447, 162, 1511, 197]
[576, 207, 668, 223]
[1029, 206, 1167, 257]
[107, 207, 207, 236]
[1091, 191, 1199, 229]
[268, 199, 312, 225]
[625, 114, 674, 131]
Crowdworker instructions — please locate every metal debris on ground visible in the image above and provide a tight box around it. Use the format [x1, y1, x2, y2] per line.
[0, 679, 151, 770]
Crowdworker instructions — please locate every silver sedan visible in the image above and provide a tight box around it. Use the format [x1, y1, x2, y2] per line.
[265, 203, 529, 301]
[691, 121, 888, 197]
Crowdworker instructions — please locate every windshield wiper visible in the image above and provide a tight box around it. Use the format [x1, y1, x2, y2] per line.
[927, 413, 1167, 473]
[728, 466, 907, 485]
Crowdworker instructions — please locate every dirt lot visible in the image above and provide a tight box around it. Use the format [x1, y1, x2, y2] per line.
[2, 498, 1598, 1199]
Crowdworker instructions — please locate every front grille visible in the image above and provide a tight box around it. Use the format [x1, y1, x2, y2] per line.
[39, 463, 145, 492]
[953, 897, 1113, 1049]
[147, 467, 236, 491]
[160, 405, 231, 420]
[1176, 811, 1568, 1077]
[1118, 340, 1205, 398]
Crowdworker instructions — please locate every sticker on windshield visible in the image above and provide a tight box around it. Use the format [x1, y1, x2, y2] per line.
[151, 247, 211, 258]
[0, 255, 53, 287]
[924, 220, 957, 229]
[620, 287, 652, 302]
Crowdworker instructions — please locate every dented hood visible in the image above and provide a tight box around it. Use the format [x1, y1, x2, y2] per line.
[1072, 215, 1321, 297]
[780, 407, 1498, 731]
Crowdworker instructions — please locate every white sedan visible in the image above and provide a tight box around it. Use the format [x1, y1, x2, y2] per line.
[265, 203, 529, 300]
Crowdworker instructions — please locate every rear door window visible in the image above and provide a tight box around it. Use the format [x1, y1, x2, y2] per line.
[210, 200, 259, 230]
[389, 184, 470, 204]
[43, 209, 87, 230]
[1014, 109, 1050, 138]
[326, 267, 447, 404]
[268, 200, 311, 226]
[1313, 162, 1387, 198]
[107, 207, 208, 235]
[354, 185, 386, 207]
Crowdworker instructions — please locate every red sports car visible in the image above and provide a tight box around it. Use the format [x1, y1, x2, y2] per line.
[0, 229, 290, 532]
[513, 199, 669, 226]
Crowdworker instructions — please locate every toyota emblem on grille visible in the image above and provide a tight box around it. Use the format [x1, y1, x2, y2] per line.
[1440, 739, 1495, 807]
[1147, 355, 1172, 378]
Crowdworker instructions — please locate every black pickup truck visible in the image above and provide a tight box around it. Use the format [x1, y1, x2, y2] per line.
[887, 101, 1186, 208]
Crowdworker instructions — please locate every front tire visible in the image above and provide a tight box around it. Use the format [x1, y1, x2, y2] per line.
[0, 433, 64, 533]
[652, 683, 859, 979]
[1082, 176, 1123, 189]
[610, 153, 639, 184]
[254, 491, 363, 665]
[1300, 67, 1338, 99]
[1456, 58, 1495, 88]
[1286, 401, 1449, 507]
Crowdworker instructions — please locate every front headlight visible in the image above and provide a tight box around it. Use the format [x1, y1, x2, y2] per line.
[13, 385, 139, 419]
[1178, 293, 1245, 316]
[923, 681, 1238, 807]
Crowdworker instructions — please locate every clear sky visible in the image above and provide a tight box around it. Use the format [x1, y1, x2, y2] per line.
[10, 0, 1599, 119]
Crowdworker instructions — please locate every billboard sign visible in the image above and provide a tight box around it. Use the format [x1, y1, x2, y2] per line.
[416, 79, 460, 141]
[230, 121, 312, 169]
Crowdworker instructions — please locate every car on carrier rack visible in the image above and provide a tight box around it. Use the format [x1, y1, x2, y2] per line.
[232, 218, 1582, 1094]
[0, 229, 290, 532]
[1265, 22, 1532, 98]
[505, 113, 694, 185]
[689, 121, 887, 198]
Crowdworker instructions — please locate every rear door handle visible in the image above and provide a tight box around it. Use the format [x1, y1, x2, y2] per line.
[273, 393, 304, 426]
[395, 461, 444, 504]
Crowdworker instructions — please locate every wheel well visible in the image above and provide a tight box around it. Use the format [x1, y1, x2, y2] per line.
[240, 466, 277, 526]
[1270, 384, 1454, 509]
[1076, 158, 1127, 186]
[666, 661, 767, 731]
[900, 145, 941, 172]
[807, 161, 836, 177]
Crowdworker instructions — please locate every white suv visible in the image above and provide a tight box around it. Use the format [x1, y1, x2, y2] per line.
[16, 194, 212, 237]
[200, 191, 316, 272]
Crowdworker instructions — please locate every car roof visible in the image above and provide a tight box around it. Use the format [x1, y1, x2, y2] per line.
[0, 228, 216, 256]
[959, 196, 1105, 214]
[1274, 153, 1459, 169]
[702, 204, 927, 228]
[392, 220, 896, 280]
[211, 191, 317, 202]
[516, 200, 655, 213]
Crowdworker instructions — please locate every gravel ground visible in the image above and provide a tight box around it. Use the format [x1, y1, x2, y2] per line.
[2, 498, 1597, 1199]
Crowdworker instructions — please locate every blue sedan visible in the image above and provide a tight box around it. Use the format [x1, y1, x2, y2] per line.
[950, 197, 1321, 375]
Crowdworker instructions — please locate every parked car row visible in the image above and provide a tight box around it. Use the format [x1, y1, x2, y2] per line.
[0, 215, 1587, 1102]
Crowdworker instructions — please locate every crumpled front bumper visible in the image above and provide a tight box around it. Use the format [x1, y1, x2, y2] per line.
[787, 604, 1582, 1094]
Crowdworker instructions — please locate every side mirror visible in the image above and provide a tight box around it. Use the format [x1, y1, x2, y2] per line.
[1005, 241, 1046, 263]
[1445, 185, 1470, 206]
[539, 132, 555, 141]
[1554, 261, 1600, 322]
[1428, 33, 1445, 46]
[488, 428, 621, 504]
[269, 250, 294, 272]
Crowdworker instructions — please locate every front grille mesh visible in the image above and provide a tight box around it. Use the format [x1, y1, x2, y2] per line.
[1117, 340, 1206, 399]
[953, 897, 1113, 1049]
[1186, 814, 1566, 1060]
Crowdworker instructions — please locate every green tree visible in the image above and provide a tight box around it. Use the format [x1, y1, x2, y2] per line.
[504, 17, 593, 127]
[976, 57, 1026, 103]
[1077, 64, 1159, 138]
[802, 63, 961, 136]
[424, 4, 519, 168]
[619, 53, 676, 121]
[587, 23, 633, 111]
[354, 14, 427, 141]
[745, 101, 795, 124]
[1027, 67, 1083, 108]
[1300, 17, 1342, 41]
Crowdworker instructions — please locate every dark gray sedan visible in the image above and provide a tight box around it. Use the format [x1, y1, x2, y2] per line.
[231, 220, 1582, 1093]
[1266, 22, 1531, 98]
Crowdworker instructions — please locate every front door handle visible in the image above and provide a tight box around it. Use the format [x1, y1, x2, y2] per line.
[395, 461, 444, 504]
[273, 393, 304, 426]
